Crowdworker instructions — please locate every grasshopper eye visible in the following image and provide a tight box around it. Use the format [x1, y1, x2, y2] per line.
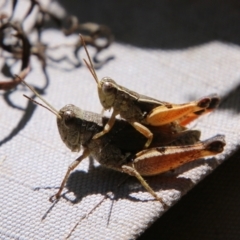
[100, 77, 117, 95]
[102, 81, 117, 96]
[102, 81, 114, 93]
[64, 110, 73, 119]
[63, 110, 75, 126]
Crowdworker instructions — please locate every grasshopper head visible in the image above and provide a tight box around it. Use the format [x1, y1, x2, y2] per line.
[80, 35, 117, 110]
[21, 81, 82, 152]
[98, 77, 117, 109]
[57, 104, 85, 152]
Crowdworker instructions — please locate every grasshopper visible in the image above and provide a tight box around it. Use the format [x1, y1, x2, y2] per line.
[80, 36, 220, 147]
[21, 78, 225, 206]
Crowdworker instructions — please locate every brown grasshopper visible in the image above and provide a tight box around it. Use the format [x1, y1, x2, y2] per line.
[21, 78, 225, 206]
[81, 36, 219, 147]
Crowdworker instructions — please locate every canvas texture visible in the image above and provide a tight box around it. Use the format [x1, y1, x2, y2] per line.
[0, 1, 240, 239]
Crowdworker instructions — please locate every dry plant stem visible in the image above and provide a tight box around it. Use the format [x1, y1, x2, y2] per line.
[0, 1, 113, 91]
[0, 66, 30, 90]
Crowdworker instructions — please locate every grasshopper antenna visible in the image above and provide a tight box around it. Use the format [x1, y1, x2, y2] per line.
[23, 94, 60, 118]
[16, 75, 61, 119]
[79, 35, 100, 85]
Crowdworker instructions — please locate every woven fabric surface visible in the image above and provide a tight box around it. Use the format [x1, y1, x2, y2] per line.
[1, 1, 240, 239]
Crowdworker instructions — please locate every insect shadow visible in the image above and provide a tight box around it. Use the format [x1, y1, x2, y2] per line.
[64, 156, 218, 204]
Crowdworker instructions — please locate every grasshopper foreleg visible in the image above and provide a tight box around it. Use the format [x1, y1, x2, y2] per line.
[93, 109, 119, 139]
[130, 121, 153, 148]
[49, 148, 90, 202]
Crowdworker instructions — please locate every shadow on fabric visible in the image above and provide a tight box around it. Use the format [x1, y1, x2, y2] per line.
[59, 0, 240, 49]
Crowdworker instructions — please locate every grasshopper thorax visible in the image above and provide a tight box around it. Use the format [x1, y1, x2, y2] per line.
[98, 77, 117, 109]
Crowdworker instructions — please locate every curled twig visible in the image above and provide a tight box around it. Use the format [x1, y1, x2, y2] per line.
[0, 0, 114, 91]
[0, 21, 31, 90]
[0, 66, 30, 90]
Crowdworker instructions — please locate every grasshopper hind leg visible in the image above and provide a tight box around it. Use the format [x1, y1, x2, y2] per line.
[146, 94, 220, 127]
[131, 135, 225, 177]
[122, 164, 167, 207]
[121, 135, 225, 205]
[178, 94, 220, 126]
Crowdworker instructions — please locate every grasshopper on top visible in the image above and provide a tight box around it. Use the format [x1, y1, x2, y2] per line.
[80, 35, 220, 148]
